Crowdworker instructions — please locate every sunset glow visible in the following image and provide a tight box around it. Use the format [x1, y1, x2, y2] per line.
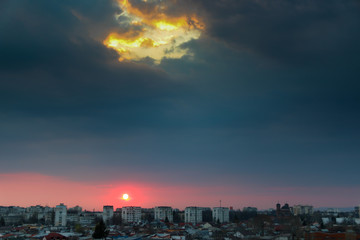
[103, 0, 205, 63]
[1, 173, 359, 210]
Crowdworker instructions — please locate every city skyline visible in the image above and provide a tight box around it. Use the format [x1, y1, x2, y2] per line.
[1, 199, 358, 240]
[0, 201, 331, 212]
[0, 180, 356, 211]
[1, 0, 360, 210]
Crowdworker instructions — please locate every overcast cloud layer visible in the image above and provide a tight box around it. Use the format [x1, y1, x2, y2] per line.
[1, 0, 360, 207]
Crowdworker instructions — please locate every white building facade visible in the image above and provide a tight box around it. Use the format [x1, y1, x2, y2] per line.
[212, 207, 229, 223]
[185, 207, 204, 224]
[154, 206, 173, 222]
[293, 205, 314, 215]
[122, 206, 141, 223]
[54, 203, 67, 226]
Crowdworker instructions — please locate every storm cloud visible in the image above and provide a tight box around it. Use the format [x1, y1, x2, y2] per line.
[0, 0, 360, 208]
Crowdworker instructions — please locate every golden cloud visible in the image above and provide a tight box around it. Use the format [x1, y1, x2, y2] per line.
[103, 0, 205, 63]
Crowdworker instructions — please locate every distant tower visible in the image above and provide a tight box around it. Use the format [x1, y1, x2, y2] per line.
[276, 203, 281, 211]
[276, 203, 281, 217]
[356, 205, 360, 218]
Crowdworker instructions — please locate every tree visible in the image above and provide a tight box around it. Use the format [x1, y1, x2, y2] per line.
[28, 212, 38, 224]
[93, 220, 108, 239]
[230, 210, 242, 223]
[143, 213, 154, 223]
[146, 224, 155, 234]
[216, 218, 220, 226]
[287, 216, 303, 240]
[250, 215, 272, 236]
[202, 209, 212, 223]
[75, 223, 86, 235]
[112, 214, 122, 225]
[213, 230, 225, 240]
[50, 211, 55, 225]
[173, 211, 181, 223]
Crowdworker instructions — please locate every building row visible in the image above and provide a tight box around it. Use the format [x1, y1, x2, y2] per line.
[53, 204, 231, 226]
[6, 203, 354, 227]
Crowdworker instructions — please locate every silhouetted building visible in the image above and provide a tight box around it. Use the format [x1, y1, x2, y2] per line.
[276, 203, 292, 217]
[355, 206, 360, 218]
[103, 205, 114, 224]
[79, 211, 97, 225]
[243, 207, 258, 213]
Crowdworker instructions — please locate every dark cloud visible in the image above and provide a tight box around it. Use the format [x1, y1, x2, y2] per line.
[0, 0, 359, 191]
[189, 0, 360, 66]
[0, 0, 177, 114]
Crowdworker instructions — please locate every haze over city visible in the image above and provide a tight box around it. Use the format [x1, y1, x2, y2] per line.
[1, 0, 360, 211]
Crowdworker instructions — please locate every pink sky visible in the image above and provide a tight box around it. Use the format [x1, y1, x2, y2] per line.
[0, 172, 358, 210]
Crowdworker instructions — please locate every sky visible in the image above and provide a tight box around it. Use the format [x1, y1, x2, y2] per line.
[0, 0, 360, 211]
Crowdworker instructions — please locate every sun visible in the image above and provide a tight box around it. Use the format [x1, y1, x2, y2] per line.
[122, 193, 129, 201]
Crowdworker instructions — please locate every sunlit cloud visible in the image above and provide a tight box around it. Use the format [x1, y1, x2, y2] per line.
[103, 0, 205, 63]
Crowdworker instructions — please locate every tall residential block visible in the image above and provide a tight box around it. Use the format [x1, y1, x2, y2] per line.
[212, 207, 229, 223]
[293, 205, 314, 215]
[154, 206, 173, 222]
[54, 203, 67, 227]
[103, 205, 114, 224]
[122, 206, 141, 223]
[185, 207, 204, 224]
